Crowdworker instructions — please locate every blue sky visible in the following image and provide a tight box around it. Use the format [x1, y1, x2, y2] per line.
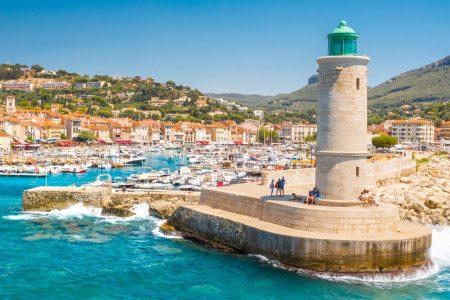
[0, 0, 449, 95]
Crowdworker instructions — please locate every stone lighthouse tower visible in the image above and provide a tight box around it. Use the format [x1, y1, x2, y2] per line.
[315, 20, 370, 201]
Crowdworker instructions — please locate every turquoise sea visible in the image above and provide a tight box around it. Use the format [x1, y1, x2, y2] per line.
[1, 153, 449, 299]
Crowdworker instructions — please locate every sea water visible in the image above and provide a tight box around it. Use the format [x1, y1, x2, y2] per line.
[0, 153, 449, 299]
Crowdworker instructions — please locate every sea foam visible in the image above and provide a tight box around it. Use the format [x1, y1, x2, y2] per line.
[250, 226, 449, 285]
[3, 202, 151, 223]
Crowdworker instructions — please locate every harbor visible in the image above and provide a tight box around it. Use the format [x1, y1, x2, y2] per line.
[0, 1, 449, 298]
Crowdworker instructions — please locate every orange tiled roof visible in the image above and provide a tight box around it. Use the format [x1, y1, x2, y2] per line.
[392, 119, 433, 125]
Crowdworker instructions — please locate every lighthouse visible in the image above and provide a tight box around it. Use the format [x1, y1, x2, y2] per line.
[315, 20, 370, 201]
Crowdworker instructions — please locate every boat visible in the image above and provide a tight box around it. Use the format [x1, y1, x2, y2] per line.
[123, 156, 146, 166]
[98, 163, 112, 170]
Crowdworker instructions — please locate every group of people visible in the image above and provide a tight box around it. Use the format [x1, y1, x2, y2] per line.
[269, 177, 286, 196]
[305, 187, 320, 205]
[358, 189, 377, 207]
[269, 176, 377, 208]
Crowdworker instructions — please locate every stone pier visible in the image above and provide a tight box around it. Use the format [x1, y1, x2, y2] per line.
[22, 186, 200, 218]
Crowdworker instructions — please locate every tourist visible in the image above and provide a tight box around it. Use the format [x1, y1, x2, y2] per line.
[275, 178, 281, 196]
[312, 187, 320, 198]
[306, 190, 314, 205]
[358, 189, 370, 207]
[269, 179, 275, 196]
[280, 177, 286, 196]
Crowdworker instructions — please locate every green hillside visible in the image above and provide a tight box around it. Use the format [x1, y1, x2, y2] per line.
[267, 55, 450, 110]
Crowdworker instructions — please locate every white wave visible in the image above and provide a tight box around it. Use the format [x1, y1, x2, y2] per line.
[151, 218, 183, 239]
[250, 226, 450, 284]
[131, 203, 150, 219]
[3, 213, 42, 220]
[431, 225, 450, 268]
[46, 203, 103, 219]
[3, 203, 151, 223]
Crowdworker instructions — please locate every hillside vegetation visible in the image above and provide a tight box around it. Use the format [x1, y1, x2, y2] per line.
[213, 56, 450, 124]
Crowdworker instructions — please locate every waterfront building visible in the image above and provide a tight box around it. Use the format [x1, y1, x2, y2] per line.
[0, 130, 11, 157]
[0, 116, 28, 142]
[42, 121, 66, 140]
[161, 122, 175, 142]
[390, 119, 435, 145]
[89, 124, 110, 141]
[64, 117, 83, 140]
[207, 123, 231, 143]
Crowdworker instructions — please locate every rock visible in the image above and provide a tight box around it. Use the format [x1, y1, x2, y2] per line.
[424, 196, 445, 209]
[377, 155, 450, 226]
[101, 202, 134, 217]
[400, 177, 413, 184]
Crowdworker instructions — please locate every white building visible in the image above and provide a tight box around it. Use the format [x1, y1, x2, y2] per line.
[0, 131, 11, 158]
[391, 119, 435, 145]
[41, 81, 71, 90]
[291, 124, 317, 143]
[253, 110, 264, 120]
[2, 81, 34, 91]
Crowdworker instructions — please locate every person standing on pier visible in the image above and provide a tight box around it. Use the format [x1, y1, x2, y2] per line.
[280, 177, 286, 196]
[269, 179, 275, 196]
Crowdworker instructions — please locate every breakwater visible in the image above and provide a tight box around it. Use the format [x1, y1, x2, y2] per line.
[22, 186, 199, 218]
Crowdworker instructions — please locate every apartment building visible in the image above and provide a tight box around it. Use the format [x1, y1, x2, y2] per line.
[439, 121, 450, 140]
[2, 81, 34, 91]
[64, 117, 84, 140]
[391, 119, 435, 145]
[41, 81, 71, 90]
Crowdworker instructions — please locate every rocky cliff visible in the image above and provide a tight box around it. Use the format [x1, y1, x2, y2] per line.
[375, 156, 450, 225]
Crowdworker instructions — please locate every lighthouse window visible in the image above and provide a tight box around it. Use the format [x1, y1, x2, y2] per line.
[356, 167, 360, 177]
[356, 78, 360, 90]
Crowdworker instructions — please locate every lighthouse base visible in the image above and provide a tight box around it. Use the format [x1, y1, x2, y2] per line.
[169, 184, 432, 273]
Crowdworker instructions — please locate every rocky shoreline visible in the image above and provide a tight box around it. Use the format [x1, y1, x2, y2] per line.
[375, 155, 450, 225]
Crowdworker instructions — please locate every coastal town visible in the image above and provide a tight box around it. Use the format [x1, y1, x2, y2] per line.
[1, 91, 450, 155]
[0, 0, 449, 297]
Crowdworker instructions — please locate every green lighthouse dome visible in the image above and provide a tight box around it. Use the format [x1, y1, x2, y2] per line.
[327, 20, 359, 56]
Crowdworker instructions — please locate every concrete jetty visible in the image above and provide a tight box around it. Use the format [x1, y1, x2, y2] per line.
[169, 183, 431, 273]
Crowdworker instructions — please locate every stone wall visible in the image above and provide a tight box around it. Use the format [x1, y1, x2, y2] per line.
[260, 200, 399, 235]
[200, 189, 263, 218]
[23, 187, 199, 218]
[368, 156, 416, 186]
[260, 156, 415, 189]
[261, 168, 315, 186]
[170, 205, 431, 273]
[22, 186, 111, 211]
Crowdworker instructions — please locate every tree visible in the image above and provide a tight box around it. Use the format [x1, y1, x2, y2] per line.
[31, 64, 44, 73]
[372, 134, 398, 149]
[76, 130, 97, 142]
[258, 128, 279, 144]
[304, 132, 316, 143]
